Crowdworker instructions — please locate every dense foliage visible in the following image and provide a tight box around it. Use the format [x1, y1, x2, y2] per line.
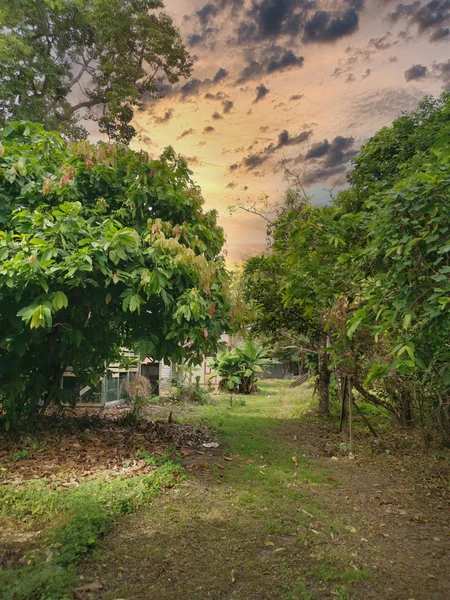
[0, 122, 231, 429]
[210, 340, 268, 394]
[243, 92, 450, 441]
[0, 0, 192, 142]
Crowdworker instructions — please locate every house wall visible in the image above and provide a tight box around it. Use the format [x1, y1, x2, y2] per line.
[158, 360, 173, 394]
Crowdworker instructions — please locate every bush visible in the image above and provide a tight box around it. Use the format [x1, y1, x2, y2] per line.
[210, 340, 268, 394]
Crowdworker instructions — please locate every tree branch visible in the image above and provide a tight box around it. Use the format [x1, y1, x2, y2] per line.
[353, 382, 397, 416]
[67, 99, 103, 116]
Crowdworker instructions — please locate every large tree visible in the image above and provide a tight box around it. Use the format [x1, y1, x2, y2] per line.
[0, 0, 192, 143]
[0, 122, 230, 429]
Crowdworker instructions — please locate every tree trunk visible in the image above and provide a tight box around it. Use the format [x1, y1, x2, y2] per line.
[399, 391, 414, 426]
[317, 336, 330, 416]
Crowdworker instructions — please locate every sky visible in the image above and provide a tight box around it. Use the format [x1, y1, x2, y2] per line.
[129, 0, 450, 264]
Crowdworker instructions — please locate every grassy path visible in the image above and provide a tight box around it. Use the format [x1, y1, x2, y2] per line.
[80, 381, 450, 600]
[80, 383, 369, 599]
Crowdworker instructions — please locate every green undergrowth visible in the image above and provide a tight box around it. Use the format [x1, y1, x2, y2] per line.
[90, 381, 371, 599]
[0, 456, 183, 600]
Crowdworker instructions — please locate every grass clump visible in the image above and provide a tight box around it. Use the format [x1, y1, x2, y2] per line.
[0, 458, 182, 600]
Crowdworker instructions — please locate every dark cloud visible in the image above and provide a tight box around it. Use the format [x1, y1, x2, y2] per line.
[226, 181, 237, 189]
[213, 67, 229, 83]
[388, 1, 450, 42]
[433, 59, 450, 88]
[212, 111, 224, 120]
[404, 63, 429, 81]
[177, 128, 196, 140]
[430, 25, 450, 40]
[305, 140, 331, 160]
[233, 128, 313, 171]
[179, 72, 228, 100]
[180, 78, 204, 98]
[289, 94, 304, 101]
[267, 50, 305, 73]
[346, 73, 356, 83]
[302, 135, 357, 185]
[253, 84, 270, 103]
[245, 0, 303, 40]
[154, 108, 174, 124]
[362, 68, 372, 79]
[222, 100, 234, 113]
[229, 163, 239, 171]
[259, 125, 270, 132]
[304, 136, 356, 167]
[236, 46, 304, 83]
[231, 0, 363, 47]
[187, 27, 218, 47]
[303, 8, 360, 43]
[277, 129, 313, 148]
[196, 3, 219, 26]
[205, 91, 227, 100]
[188, 0, 245, 46]
[237, 60, 264, 83]
[203, 126, 216, 133]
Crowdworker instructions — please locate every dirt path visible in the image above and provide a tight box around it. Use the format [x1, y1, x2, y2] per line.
[79, 385, 450, 600]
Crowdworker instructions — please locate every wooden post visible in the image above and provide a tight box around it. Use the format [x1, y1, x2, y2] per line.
[339, 375, 349, 447]
[348, 376, 353, 454]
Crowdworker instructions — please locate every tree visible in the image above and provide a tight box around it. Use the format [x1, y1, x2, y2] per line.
[0, 0, 192, 143]
[0, 122, 231, 429]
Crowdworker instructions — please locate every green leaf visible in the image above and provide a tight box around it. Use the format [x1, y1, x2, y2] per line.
[347, 317, 363, 339]
[52, 291, 68, 311]
[30, 306, 46, 329]
[402, 313, 412, 331]
[129, 294, 141, 313]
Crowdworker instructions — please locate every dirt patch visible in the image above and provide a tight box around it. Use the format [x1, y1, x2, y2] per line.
[0, 415, 214, 487]
[284, 416, 450, 600]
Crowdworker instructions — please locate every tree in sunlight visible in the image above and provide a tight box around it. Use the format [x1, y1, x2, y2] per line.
[0, 0, 192, 143]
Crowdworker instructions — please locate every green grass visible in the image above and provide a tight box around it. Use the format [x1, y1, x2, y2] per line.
[0, 457, 182, 600]
[1, 380, 373, 599]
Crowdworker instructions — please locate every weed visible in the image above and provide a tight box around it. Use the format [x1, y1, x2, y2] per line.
[8, 449, 30, 461]
[0, 462, 183, 599]
[314, 563, 370, 583]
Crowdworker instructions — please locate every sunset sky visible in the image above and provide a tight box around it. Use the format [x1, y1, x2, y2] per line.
[130, 0, 450, 264]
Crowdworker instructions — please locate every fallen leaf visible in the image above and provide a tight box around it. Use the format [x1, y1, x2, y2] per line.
[259, 470, 266, 475]
[231, 570, 236, 583]
[273, 547, 286, 553]
[265, 541, 275, 546]
[292, 456, 299, 467]
[223, 456, 233, 461]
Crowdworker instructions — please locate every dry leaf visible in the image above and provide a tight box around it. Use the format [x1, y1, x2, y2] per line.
[292, 456, 299, 467]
